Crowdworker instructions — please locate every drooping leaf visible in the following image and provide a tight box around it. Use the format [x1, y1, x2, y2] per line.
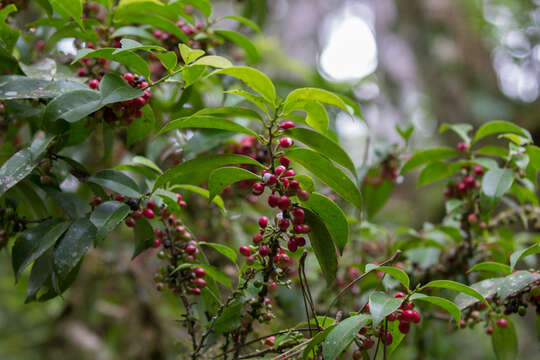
[282, 88, 352, 116]
[303, 210, 338, 282]
[474, 121, 531, 144]
[301, 192, 349, 253]
[132, 218, 154, 259]
[199, 242, 237, 263]
[368, 291, 404, 327]
[12, 219, 70, 282]
[371, 266, 410, 291]
[468, 261, 512, 276]
[88, 169, 141, 198]
[90, 201, 131, 242]
[157, 116, 257, 137]
[409, 293, 461, 324]
[192, 55, 233, 69]
[509, 243, 540, 271]
[213, 67, 275, 104]
[417, 161, 462, 187]
[422, 280, 490, 308]
[212, 301, 242, 333]
[127, 105, 155, 146]
[286, 148, 362, 210]
[440, 123, 472, 143]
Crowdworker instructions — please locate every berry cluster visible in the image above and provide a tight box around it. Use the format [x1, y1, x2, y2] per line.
[444, 164, 484, 199]
[96, 73, 151, 125]
[363, 153, 401, 186]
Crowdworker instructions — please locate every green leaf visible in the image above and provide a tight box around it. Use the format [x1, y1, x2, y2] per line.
[362, 178, 394, 218]
[90, 201, 131, 242]
[193, 264, 232, 289]
[224, 89, 269, 114]
[153, 154, 263, 192]
[131, 156, 162, 174]
[114, 12, 189, 44]
[112, 38, 166, 54]
[372, 266, 410, 291]
[154, 51, 177, 72]
[368, 291, 404, 327]
[283, 88, 352, 116]
[190, 106, 262, 122]
[12, 219, 70, 282]
[180, 0, 212, 18]
[295, 174, 315, 193]
[417, 161, 462, 187]
[72, 48, 150, 79]
[214, 30, 260, 63]
[112, 26, 160, 42]
[25, 250, 53, 303]
[170, 184, 225, 211]
[469, 262, 512, 276]
[303, 209, 338, 282]
[303, 325, 337, 359]
[52, 218, 97, 285]
[474, 121, 531, 144]
[212, 301, 242, 333]
[43, 74, 142, 123]
[481, 168, 514, 200]
[386, 318, 406, 354]
[213, 66, 275, 104]
[301, 101, 330, 133]
[0, 76, 87, 100]
[322, 314, 370, 360]
[199, 242, 237, 263]
[301, 192, 349, 254]
[401, 147, 459, 174]
[179, 43, 205, 64]
[422, 280, 489, 308]
[192, 55, 233, 69]
[396, 124, 414, 143]
[208, 167, 259, 201]
[0, 5, 21, 54]
[526, 145, 540, 171]
[222, 15, 262, 33]
[286, 148, 363, 210]
[440, 123, 472, 143]
[127, 105, 155, 146]
[492, 316, 518, 360]
[509, 243, 540, 271]
[49, 0, 83, 28]
[132, 218, 154, 259]
[0, 134, 55, 197]
[88, 169, 141, 198]
[409, 293, 461, 324]
[158, 116, 257, 137]
[286, 127, 357, 177]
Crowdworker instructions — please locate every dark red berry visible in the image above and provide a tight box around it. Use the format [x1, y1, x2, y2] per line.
[457, 142, 468, 152]
[185, 244, 197, 254]
[279, 121, 296, 129]
[89, 79, 100, 89]
[239, 246, 251, 257]
[146, 200, 156, 210]
[277, 195, 291, 210]
[194, 267, 206, 277]
[152, 239, 161, 248]
[279, 137, 294, 148]
[279, 157, 290, 168]
[287, 240, 297, 252]
[268, 194, 279, 207]
[259, 216, 269, 228]
[394, 292, 406, 298]
[114, 194, 125, 201]
[275, 165, 286, 176]
[77, 68, 87, 77]
[283, 169, 296, 177]
[297, 190, 309, 201]
[154, 228, 163, 237]
[259, 245, 269, 256]
[473, 165, 484, 176]
[496, 318, 508, 328]
[123, 73, 135, 85]
[191, 287, 201, 295]
[252, 182, 265, 195]
[125, 217, 136, 227]
[398, 321, 410, 334]
[464, 176, 475, 188]
[143, 208, 155, 219]
[278, 218, 290, 231]
[381, 331, 393, 346]
[92, 196, 102, 206]
[193, 278, 206, 288]
[253, 233, 263, 243]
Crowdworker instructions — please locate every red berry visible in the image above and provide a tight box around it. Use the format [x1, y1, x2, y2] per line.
[139, 81, 148, 88]
[293, 224, 303, 233]
[193, 278, 206, 288]
[401, 309, 415, 322]
[386, 312, 398, 321]
[191, 287, 201, 295]
[281, 178, 289, 188]
[264, 336, 275, 346]
[123, 73, 135, 85]
[468, 213, 477, 224]
[292, 208, 305, 224]
[193, 267, 206, 277]
[301, 224, 311, 233]
[153, 239, 161, 248]
[152, 29, 163, 39]
[289, 180, 300, 190]
[92, 196, 102, 206]
[279, 137, 294, 148]
[279, 157, 290, 168]
[252, 182, 265, 195]
[86, 42, 95, 49]
[287, 240, 297, 252]
[179, 200, 187, 208]
[278, 218, 290, 231]
[486, 326, 494, 335]
[394, 292, 406, 298]
[77, 68, 87, 77]
[279, 121, 296, 129]
[146, 200, 156, 210]
[294, 236, 306, 247]
[154, 228, 163, 237]
[362, 337, 375, 350]
[473, 165, 484, 176]
[259, 245, 269, 256]
[283, 169, 296, 177]
[114, 194, 125, 201]
[381, 331, 393, 346]
[262, 172, 277, 185]
[411, 310, 421, 323]
[444, 188, 453, 197]
[279, 253, 290, 263]
[239, 246, 251, 257]
[464, 176, 475, 188]
[297, 190, 310, 201]
[398, 321, 410, 334]
[259, 216, 269, 228]
[253, 233, 263, 243]
[457, 142, 468, 152]
[496, 318, 508, 328]
[277, 195, 291, 210]
[456, 182, 467, 192]
[143, 208, 155, 219]
[133, 211, 143, 219]
[89, 79, 100, 89]
[125, 217, 136, 227]
[275, 165, 286, 176]
[459, 319, 466, 329]
[268, 194, 279, 207]
[185, 244, 197, 255]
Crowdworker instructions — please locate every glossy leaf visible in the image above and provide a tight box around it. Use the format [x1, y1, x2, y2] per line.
[0, 76, 87, 100]
[132, 218, 154, 259]
[422, 280, 489, 308]
[73, 48, 150, 79]
[208, 167, 259, 201]
[283, 88, 351, 116]
[418, 161, 462, 187]
[440, 123, 472, 143]
[509, 243, 540, 271]
[526, 145, 540, 170]
[0, 134, 55, 197]
[199, 242, 237, 263]
[224, 89, 269, 114]
[157, 115, 257, 137]
[369, 292, 404, 327]
[153, 154, 263, 192]
[474, 121, 531, 143]
[409, 293, 461, 324]
[286, 127, 357, 177]
[301, 192, 349, 253]
[88, 169, 141, 198]
[154, 51, 177, 72]
[304, 210, 338, 282]
[179, 43, 205, 64]
[52, 219, 97, 285]
[373, 266, 410, 291]
[191, 106, 262, 121]
[127, 105, 155, 146]
[302, 325, 337, 359]
[193, 55, 233, 69]
[322, 314, 370, 360]
[12, 219, 70, 281]
[213, 67, 275, 103]
[481, 168, 514, 200]
[49, 0, 83, 28]
[286, 148, 363, 210]
[170, 184, 225, 211]
[90, 201, 131, 241]
[469, 261, 512, 275]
